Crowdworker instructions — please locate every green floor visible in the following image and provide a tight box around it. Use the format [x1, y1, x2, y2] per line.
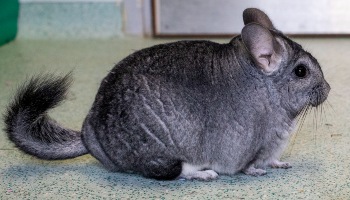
[0, 38, 349, 199]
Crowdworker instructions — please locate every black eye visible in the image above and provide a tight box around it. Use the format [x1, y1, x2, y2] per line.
[294, 64, 308, 78]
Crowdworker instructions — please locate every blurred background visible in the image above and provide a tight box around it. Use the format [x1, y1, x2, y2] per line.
[2, 0, 350, 45]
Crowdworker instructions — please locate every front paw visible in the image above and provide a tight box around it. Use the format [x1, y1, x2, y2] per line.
[179, 170, 219, 181]
[243, 166, 267, 176]
[269, 160, 292, 169]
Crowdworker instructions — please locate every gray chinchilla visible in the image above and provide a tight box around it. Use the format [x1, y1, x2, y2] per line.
[4, 8, 330, 180]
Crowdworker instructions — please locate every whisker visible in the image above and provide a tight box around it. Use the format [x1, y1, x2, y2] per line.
[322, 105, 326, 127]
[297, 104, 310, 136]
[325, 100, 335, 115]
[288, 104, 309, 157]
[314, 107, 316, 129]
[321, 103, 327, 125]
[315, 106, 319, 130]
[324, 101, 333, 124]
[314, 107, 317, 145]
[289, 106, 307, 156]
[315, 93, 320, 130]
[319, 94, 322, 123]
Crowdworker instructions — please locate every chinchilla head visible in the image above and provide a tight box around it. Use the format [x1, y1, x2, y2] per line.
[239, 8, 330, 118]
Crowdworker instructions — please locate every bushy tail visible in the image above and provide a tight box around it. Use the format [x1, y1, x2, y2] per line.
[3, 73, 88, 160]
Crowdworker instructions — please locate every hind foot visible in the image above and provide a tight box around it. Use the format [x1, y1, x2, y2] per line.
[269, 160, 292, 169]
[179, 163, 218, 181]
[243, 166, 267, 176]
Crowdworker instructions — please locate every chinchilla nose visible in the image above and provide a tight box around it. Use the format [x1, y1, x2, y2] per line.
[324, 81, 331, 97]
[311, 80, 331, 107]
[317, 81, 331, 106]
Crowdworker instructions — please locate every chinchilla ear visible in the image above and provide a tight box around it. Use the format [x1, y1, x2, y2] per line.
[243, 8, 274, 30]
[241, 23, 282, 74]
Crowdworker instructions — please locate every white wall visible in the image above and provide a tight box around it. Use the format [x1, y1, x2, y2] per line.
[154, 0, 350, 35]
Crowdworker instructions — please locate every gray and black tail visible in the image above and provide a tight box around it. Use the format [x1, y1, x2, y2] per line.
[3, 73, 88, 160]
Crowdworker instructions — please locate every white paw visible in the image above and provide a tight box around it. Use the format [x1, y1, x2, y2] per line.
[179, 163, 218, 181]
[243, 166, 267, 176]
[269, 160, 292, 169]
[181, 170, 218, 181]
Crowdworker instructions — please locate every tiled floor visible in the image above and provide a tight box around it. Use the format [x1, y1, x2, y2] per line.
[0, 37, 349, 199]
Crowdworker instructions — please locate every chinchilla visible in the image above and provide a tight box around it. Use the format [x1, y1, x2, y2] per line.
[4, 8, 330, 181]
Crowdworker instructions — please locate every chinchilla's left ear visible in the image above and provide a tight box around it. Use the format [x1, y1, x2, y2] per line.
[243, 8, 274, 30]
[241, 23, 282, 74]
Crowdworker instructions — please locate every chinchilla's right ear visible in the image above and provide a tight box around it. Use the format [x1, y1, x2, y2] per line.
[241, 23, 282, 74]
[243, 8, 274, 29]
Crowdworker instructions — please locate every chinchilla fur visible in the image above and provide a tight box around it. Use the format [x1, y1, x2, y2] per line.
[4, 8, 330, 180]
